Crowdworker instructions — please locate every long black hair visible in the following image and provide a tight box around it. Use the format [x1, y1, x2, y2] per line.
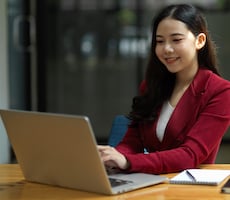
[128, 4, 219, 122]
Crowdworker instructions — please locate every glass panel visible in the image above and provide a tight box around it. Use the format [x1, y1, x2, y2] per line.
[38, 0, 149, 142]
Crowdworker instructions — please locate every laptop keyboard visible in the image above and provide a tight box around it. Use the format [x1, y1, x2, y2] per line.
[109, 178, 133, 187]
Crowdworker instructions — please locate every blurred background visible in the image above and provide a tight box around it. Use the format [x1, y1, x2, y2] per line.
[0, 0, 229, 163]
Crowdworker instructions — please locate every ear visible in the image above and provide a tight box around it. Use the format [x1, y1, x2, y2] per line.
[196, 33, 206, 50]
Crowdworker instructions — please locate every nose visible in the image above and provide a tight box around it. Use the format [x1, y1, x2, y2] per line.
[164, 43, 174, 53]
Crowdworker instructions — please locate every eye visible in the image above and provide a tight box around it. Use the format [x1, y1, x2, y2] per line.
[173, 38, 183, 42]
[156, 40, 164, 44]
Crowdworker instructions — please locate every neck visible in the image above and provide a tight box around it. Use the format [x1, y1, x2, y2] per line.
[175, 65, 198, 87]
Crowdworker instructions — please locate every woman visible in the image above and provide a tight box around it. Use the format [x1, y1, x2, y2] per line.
[98, 4, 230, 174]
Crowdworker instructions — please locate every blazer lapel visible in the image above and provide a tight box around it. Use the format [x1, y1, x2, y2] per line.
[160, 68, 211, 148]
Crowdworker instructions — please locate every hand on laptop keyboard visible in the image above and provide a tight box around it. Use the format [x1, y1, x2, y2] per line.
[106, 166, 122, 175]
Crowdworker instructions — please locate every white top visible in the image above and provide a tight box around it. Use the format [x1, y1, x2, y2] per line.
[156, 101, 174, 142]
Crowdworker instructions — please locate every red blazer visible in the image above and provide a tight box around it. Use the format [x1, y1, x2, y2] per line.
[116, 68, 230, 174]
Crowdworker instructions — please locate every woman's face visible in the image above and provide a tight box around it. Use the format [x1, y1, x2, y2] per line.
[155, 18, 203, 75]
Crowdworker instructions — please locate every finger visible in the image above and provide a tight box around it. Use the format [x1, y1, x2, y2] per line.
[105, 160, 118, 168]
[97, 145, 111, 152]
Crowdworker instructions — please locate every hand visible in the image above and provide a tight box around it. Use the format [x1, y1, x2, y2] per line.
[97, 145, 130, 170]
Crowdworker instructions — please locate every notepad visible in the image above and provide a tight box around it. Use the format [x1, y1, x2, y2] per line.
[170, 169, 230, 185]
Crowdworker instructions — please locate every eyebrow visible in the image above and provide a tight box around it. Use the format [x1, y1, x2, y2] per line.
[156, 33, 185, 38]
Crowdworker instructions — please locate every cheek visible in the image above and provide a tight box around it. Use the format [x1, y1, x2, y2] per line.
[179, 44, 197, 56]
[174, 45, 190, 56]
[155, 46, 162, 58]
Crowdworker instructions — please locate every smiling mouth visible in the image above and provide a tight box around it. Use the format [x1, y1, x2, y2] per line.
[165, 57, 179, 64]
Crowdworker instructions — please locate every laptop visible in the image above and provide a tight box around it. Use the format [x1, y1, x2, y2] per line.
[0, 109, 167, 195]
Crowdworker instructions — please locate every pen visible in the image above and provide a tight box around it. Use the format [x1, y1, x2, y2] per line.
[186, 170, 197, 182]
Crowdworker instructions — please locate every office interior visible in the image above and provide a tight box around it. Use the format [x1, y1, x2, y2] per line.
[0, 0, 229, 164]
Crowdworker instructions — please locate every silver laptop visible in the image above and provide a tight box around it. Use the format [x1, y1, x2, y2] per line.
[0, 109, 167, 195]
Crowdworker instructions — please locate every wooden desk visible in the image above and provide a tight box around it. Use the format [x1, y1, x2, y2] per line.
[0, 164, 229, 200]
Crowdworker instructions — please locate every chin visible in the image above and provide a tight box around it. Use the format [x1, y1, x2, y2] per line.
[166, 67, 179, 74]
